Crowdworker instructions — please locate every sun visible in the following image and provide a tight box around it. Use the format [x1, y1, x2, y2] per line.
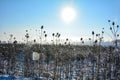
[61, 6, 76, 23]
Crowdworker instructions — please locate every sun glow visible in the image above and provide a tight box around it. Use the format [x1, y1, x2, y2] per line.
[61, 6, 76, 23]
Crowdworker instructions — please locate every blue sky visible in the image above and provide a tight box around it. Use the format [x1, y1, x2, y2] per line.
[0, 0, 120, 43]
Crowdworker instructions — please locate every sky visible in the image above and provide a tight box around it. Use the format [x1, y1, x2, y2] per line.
[0, 0, 120, 43]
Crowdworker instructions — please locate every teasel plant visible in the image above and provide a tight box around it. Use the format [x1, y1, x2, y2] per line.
[108, 20, 119, 47]
[108, 20, 120, 80]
